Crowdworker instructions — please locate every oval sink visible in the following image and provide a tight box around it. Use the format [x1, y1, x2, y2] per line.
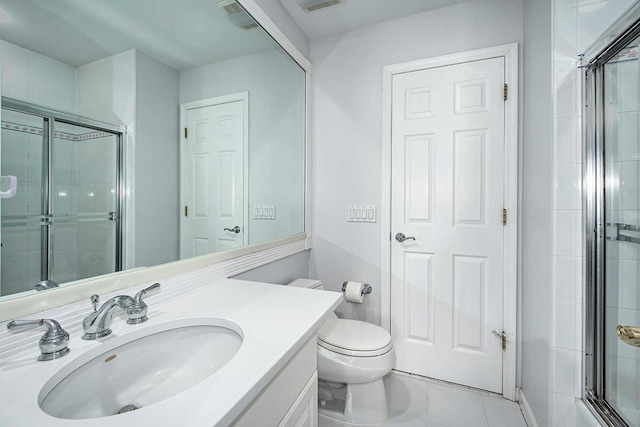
[39, 319, 243, 420]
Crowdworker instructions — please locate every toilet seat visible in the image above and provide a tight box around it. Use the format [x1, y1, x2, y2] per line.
[318, 318, 392, 357]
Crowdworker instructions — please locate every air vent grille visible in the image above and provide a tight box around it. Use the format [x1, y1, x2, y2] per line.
[296, 0, 345, 13]
[217, 0, 258, 30]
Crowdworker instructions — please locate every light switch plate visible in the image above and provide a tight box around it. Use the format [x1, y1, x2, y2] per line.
[254, 205, 276, 220]
[348, 205, 376, 223]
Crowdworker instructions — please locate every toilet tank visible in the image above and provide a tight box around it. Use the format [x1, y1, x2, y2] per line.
[287, 278, 324, 290]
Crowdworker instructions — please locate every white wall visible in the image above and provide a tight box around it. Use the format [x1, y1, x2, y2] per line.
[520, 0, 553, 425]
[134, 52, 180, 267]
[180, 50, 306, 246]
[309, 0, 524, 323]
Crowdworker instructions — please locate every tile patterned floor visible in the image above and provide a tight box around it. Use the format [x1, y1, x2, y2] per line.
[318, 372, 528, 427]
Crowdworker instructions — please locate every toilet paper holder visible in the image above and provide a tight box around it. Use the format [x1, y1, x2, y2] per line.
[342, 281, 372, 296]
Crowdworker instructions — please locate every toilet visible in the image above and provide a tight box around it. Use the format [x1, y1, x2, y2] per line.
[288, 279, 395, 425]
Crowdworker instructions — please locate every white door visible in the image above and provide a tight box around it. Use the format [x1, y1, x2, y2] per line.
[390, 57, 506, 393]
[181, 100, 246, 257]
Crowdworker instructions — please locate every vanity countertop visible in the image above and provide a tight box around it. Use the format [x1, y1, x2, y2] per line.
[0, 278, 342, 426]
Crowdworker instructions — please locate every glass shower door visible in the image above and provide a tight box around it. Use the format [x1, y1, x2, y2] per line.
[602, 35, 640, 427]
[50, 121, 119, 283]
[0, 109, 48, 296]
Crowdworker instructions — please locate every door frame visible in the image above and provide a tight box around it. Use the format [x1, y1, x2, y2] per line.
[380, 44, 519, 400]
[179, 92, 250, 258]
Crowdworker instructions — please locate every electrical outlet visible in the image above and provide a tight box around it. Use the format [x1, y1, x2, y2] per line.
[348, 205, 376, 223]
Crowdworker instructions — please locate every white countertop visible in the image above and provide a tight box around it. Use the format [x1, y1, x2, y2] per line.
[0, 278, 342, 426]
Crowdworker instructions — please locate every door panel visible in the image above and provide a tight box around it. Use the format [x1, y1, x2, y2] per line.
[182, 100, 246, 257]
[390, 57, 505, 393]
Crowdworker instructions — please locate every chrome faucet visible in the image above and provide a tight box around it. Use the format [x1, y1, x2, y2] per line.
[35, 280, 59, 291]
[82, 283, 161, 340]
[7, 318, 70, 361]
[82, 294, 135, 340]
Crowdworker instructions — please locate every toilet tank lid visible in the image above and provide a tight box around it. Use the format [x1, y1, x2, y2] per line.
[288, 278, 323, 289]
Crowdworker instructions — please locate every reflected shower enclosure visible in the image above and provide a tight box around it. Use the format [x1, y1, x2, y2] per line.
[0, 99, 123, 296]
[585, 15, 640, 427]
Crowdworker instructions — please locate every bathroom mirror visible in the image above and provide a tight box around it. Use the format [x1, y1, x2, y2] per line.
[0, 0, 306, 298]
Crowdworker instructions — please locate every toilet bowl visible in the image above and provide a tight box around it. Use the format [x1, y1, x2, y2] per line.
[288, 279, 395, 425]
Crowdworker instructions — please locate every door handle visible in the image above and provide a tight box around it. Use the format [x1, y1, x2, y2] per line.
[395, 232, 416, 243]
[224, 226, 241, 234]
[617, 325, 640, 347]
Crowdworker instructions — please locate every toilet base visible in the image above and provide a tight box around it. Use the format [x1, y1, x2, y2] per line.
[318, 379, 389, 425]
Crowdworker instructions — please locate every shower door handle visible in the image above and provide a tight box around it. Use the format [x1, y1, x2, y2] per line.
[617, 325, 640, 347]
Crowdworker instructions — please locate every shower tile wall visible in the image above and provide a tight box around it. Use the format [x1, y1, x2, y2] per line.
[77, 50, 135, 270]
[552, 0, 637, 425]
[0, 41, 76, 113]
[0, 42, 123, 294]
[0, 42, 78, 294]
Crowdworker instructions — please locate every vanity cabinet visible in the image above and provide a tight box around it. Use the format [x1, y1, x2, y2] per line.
[232, 335, 318, 427]
[278, 373, 318, 427]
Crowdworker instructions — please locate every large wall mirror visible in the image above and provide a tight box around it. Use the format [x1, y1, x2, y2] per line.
[0, 0, 306, 299]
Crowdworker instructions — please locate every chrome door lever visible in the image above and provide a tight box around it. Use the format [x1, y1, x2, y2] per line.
[395, 232, 416, 242]
[224, 226, 241, 233]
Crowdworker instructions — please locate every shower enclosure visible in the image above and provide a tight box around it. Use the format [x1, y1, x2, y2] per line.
[585, 14, 640, 427]
[0, 98, 123, 297]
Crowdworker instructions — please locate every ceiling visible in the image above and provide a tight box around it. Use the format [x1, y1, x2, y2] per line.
[0, 0, 276, 70]
[278, 0, 472, 39]
[0, 0, 473, 71]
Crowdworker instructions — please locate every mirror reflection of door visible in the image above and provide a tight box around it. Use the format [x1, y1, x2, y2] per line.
[180, 94, 248, 258]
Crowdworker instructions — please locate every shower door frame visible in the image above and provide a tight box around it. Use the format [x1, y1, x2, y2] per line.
[1, 97, 126, 281]
[583, 13, 640, 427]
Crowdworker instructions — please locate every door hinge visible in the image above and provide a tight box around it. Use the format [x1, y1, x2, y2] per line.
[184, 206, 188, 217]
[184, 127, 188, 139]
[502, 208, 507, 226]
[492, 330, 507, 351]
[503, 83, 508, 101]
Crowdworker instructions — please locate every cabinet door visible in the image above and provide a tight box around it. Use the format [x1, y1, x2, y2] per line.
[279, 372, 318, 427]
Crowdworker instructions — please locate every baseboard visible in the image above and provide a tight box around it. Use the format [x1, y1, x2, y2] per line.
[519, 389, 539, 427]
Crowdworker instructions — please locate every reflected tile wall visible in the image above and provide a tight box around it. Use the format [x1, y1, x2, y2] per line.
[0, 41, 76, 113]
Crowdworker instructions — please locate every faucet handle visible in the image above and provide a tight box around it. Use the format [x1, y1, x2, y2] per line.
[7, 318, 70, 361]
[127, 283, 161, 325]
[90, 294, 100, 312]
[134, 282, 161, 303]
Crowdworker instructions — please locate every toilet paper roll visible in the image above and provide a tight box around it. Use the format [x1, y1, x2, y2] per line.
[343, 281, 365, 304]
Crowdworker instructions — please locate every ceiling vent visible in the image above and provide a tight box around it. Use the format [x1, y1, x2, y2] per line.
[295, 0, 346, 13]
[217, 0, 258, 30]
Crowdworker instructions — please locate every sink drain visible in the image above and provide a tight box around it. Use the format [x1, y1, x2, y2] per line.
[117, 404, 140, 414]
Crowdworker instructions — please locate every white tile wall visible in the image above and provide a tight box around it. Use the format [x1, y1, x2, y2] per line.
[0, 44, 130, 293]
[552, 0, 637, 426]
[77, 49, 136, 270]
[1, 41, 77, 113]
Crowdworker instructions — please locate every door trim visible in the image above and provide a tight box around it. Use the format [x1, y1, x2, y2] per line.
[380, 43, 519, 400]
[179, 92, 250, 258]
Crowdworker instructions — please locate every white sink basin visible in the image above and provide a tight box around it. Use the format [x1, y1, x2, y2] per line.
[39, 318, 243, 420]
